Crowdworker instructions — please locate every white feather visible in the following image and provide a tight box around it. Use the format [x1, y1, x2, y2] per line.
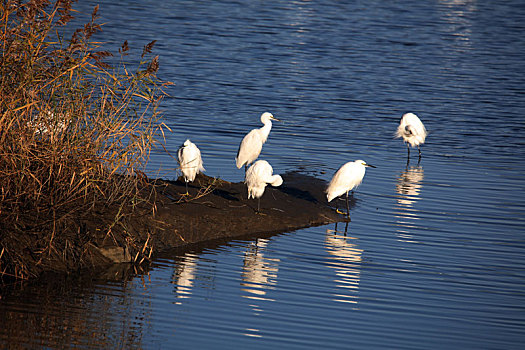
[178, 139, 205, 182]
[326, 160, 370, 202]
[236, 112, 278, 169]
[395, 112, 427, 148]
[245, 160, 283, 199]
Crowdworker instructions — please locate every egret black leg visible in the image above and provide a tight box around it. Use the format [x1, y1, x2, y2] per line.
[257, 197, 261, 214]
[407, 144, 410, 158]
[185, 181, 189, 195]
[334, 197, 347, 216]
[418, 146, 421, 160]
[345, 191, 350, 217]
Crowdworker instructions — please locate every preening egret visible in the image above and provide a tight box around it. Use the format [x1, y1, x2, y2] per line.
[326, 160, 375, 217]
[396, 112, 427, 159]
[236, 112, 279, 173]
[245, 160, 283, 213]
[178, 139, 205, 194]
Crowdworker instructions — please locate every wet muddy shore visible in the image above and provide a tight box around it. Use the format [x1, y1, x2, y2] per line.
[4, 172, 345, 280]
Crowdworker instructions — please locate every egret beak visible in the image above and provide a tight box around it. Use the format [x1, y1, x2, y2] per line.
[271, 116, 280, 122]
[366, 164, 376, 168]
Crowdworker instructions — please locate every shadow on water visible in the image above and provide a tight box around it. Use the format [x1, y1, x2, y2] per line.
[0, 263, 149, 349]
[0, 231, 287, 348]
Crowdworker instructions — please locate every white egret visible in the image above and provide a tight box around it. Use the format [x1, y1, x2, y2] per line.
[28, 111, 70, 140]
[245, 160, 283, 213]
[326, 160, 375, 217]
[177, 139, 205, 194]
[395, 112, 427, 159]
[236, 112, 279, 173]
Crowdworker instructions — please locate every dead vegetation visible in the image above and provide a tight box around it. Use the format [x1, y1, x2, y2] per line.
[0, 0, 171, 280]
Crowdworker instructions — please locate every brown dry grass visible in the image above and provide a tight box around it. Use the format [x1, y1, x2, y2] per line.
[0, 0, 172, 279]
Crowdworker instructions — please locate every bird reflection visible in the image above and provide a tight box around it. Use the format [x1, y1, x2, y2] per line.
[171, 253, 199, 303]
[325, 223, 363, 305]
[396, 165, 424, 208]
[240, 238, 279, 339]
[241, 239, 279, 302]
[394, 165, 424, 242]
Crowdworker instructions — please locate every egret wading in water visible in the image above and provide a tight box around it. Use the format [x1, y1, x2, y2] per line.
[245, 160, 283, 213]
[396, 112, 427, 160]
[326, 160, 376, 218]
[178, 139, 205, 195]
[236, 112, 279, 173]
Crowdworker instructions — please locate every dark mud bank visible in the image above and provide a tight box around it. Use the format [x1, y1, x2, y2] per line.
[154, 172, 343, 246]
[6, 172, 346, 280]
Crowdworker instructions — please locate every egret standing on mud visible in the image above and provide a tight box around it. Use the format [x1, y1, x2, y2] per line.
[236, 112, 279, 173]
[326, 160, 375, 218]
[245, 160, 283, 213]
[396, 112, 427, 159]
[178, 139, 205, 195]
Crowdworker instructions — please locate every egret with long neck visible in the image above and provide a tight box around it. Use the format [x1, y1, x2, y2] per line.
[236, 112, 279, 173]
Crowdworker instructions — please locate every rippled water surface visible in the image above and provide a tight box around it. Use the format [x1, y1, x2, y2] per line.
[2, 0, 525, 349]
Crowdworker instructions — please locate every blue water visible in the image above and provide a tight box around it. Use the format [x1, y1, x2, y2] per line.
[1, 0, 525, 349]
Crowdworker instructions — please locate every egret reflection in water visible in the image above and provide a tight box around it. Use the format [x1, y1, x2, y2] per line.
[394, 165, 425, 242]
[241, 239, 280, 302]
[325, 223, 363, 305]
[172, 253, 199, 303]
[240, 238, 280, 339]
[396, 165, 424, 208]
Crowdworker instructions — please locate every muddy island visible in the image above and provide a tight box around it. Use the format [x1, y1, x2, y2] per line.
[80, 172, 344, 270]
[2, 172, 345, 280]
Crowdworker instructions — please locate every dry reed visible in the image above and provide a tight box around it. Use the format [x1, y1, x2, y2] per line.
[0, 0, 171, 279]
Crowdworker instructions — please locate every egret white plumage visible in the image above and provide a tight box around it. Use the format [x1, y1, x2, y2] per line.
[236, 112, 279, 173]
[326, 160, 375, 217]
[396, 112, 427, 159]
[28, 111, 70, 140]
[245, 160, 283, 213]
[178, 139, 205, 194]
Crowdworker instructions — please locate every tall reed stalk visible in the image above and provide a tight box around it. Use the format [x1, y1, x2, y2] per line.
[0, 0, 171, 279]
